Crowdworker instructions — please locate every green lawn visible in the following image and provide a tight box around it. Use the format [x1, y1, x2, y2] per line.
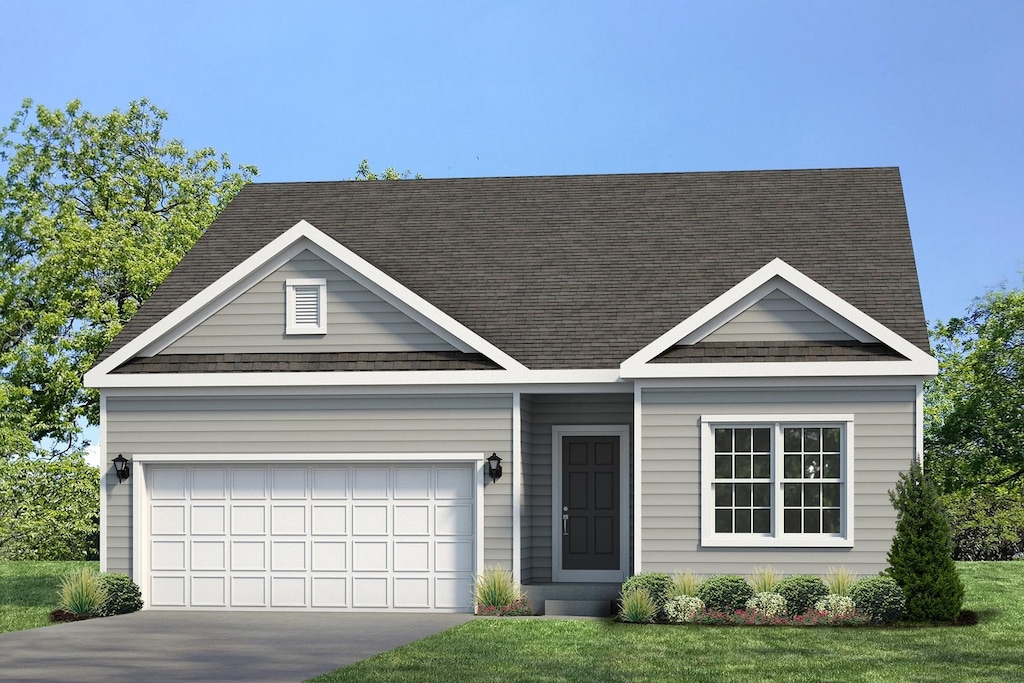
[0, 560, 99, 633]
[310, 562, 1024, 683]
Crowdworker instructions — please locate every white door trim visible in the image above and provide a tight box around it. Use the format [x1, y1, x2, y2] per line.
[551, 425, 630, 583]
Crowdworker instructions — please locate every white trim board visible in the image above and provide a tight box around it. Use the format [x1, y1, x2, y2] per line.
[621, 258, 938, 376]
[551, 425, 631, 583]
[85, 220, 527, 387]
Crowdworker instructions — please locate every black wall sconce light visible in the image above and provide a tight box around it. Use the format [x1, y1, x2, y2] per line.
[112, 454, 131, 483]
[486, 453, 503, 483]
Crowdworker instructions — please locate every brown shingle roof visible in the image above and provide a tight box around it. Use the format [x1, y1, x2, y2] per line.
[112, 352, 501, 373]
[653, 341, 908, 363]
[98, 168, 929, 371]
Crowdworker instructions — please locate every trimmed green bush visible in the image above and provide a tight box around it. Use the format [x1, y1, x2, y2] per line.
[621, 573, 673, 612]
[745, 592, 787, 618]
[96, 573, 143, 616]
[888, 459, 965, 621]
[814, 594, 856, 617]
[664, 595, 705, 623]
[696, 575, 754, 613]
[850, 576, 905, 624]
[775, 575, 828, 616]
[618, 588, 657, 623]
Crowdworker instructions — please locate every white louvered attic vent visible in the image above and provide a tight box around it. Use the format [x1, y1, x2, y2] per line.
[285, 278, 327, 334]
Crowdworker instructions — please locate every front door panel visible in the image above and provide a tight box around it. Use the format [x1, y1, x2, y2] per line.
[561, 436, 619, 571]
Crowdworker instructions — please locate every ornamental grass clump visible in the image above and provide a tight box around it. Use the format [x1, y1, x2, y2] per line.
[824, 566, 858, 597]
[696, 575, 754, 614]
[58, 567, 107, 618]
[618, 588, 657, 623]
[668, 570, 701, 599]
[664, 595, 705, 623]
[747, 566, 782, 594]
[775, 575, 829, 617]
[745, 592, 787, 618]
[473, 567, 527, 614]
[621, 572, 673, 614]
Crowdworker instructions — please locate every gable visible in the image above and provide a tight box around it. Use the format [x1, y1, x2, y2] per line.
[160, 249, 456, 355]
[696, 289, 857, 344]
[622, 258, 937, 378]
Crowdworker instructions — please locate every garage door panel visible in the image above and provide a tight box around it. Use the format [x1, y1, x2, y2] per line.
[352, 505, 387, 535]
[148, 463, 476, 611]
[272, 469, 307, 499]
[192, 469, 226, 499]
[231, 576, 266, 607]
[312, 469, 348, 499]
[353, 469, 388, 498]
[151, 576, 186, 606]
[271, 505, 306, 535]
[152, 505, 186, 535]
[231, 505, 266, 534]
[394, 577, 430, 608]
[191, 505, 225, 534]
[311, 505, 346, 535]
[231, 470, 266, 498]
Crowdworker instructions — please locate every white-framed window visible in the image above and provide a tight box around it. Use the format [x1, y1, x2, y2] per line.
[699, 414, 854, 548]
[285, 278, 327, 334]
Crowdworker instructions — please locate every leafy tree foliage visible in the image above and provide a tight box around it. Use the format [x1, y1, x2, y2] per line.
[354, 158, 421, 180]
[887, 458, 964, 622]
[925, 283, 1024, 490]
[0, 99, 257, 458]
[0, 455, 99, 559]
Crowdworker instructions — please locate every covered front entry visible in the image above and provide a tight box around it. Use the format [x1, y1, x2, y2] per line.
[551, 425, 630, 582]
[136, 461, 479, 612]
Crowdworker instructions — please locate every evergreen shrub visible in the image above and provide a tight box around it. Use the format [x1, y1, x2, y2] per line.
[621, 573, 673, 613]
[775, 575, 828, 616]
[695, 575, 754, 613]
[96, 573, 144, 616]
[849, 576, 905, 624]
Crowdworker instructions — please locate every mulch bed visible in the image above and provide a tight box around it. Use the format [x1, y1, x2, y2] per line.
[48, 609, 93, 623]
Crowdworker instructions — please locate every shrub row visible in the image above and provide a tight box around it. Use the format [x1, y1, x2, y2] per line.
[619, 571, 905, 625]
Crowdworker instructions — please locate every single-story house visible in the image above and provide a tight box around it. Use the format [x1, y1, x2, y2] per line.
[85, 167, 937, 613]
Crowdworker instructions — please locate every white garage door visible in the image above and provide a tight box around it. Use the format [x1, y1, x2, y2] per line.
[145, 464, 477, 611]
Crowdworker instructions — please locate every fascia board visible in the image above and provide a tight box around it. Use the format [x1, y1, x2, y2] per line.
[621, 357, 939, 379]
[85, 220, 526, 386]
[87, 368, 626, 389]
[620, 258, 935, 371]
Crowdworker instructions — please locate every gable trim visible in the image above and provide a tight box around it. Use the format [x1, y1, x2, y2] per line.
[86, 220, 527, 385]
[620, 258, 937, 376]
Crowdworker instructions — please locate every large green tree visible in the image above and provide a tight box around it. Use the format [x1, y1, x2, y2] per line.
[0, 455, 99, 559]
[925, 281, 1024, 491]
[0, 99, 257, 458]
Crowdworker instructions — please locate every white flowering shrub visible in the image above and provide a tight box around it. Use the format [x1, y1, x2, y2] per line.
[745, 592, 788, 618]
[814, 594, 856, 617]
[664, 595, 706, 623]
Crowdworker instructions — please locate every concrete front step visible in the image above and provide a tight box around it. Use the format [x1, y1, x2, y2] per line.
[543, 599, 613, 617]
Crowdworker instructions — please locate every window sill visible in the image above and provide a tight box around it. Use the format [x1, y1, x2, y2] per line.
[700, 534, 854, 549]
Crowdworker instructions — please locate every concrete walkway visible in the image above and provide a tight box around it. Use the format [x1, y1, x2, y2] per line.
[0, 611, 473, 683]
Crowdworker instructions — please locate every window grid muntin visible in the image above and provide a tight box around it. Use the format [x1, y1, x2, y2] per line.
[711, 426, 773, 535]
[780, 426, 844, 535]
[708, 421, 846, 539]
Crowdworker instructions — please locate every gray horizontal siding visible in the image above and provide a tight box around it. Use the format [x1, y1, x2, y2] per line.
[163, 249, 455, 354]
[523, 394, 633, 583]
[701, 289, 855, 343]
[640, 386, 915, 576]
[103, 392, 513, 578]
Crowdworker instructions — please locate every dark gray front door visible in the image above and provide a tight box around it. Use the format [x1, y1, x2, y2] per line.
[561, 435, 620, 571]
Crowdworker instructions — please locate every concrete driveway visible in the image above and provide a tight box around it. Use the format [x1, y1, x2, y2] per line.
[0, 611, 473, 683]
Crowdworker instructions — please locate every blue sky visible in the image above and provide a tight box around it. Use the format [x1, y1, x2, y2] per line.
[3, 1, 1021, 325]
